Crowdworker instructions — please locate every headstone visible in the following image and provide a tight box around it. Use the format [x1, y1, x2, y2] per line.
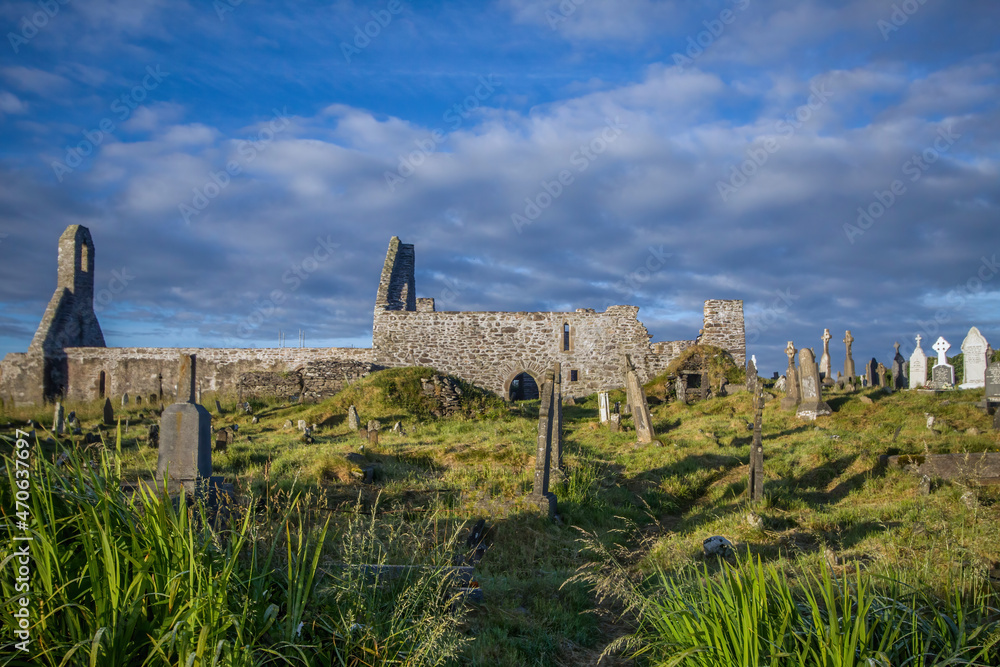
[122, 393, 129, 407]
[157, 354, 212, 493]
[986, 361, 1000, 403]
[748, 380, 765, 502]
[103, 398, 114, 425]
[877, 362, 890, 391]
[392, 421, 403, 434]
[780, 342, 800, 411]
[297, 419, 307, 431]
[348, 405, 360, 431]
[909, 334, 927, 389]
[675, 376, 687, 404]
[892, 342, 907, 389]
[959, 326, 989, 389]
[597, 392, 610, 424]
[215, 399, 223, 414]
[796, 348, 832, 420]
[367, 419, 381, 433]
[624, 354, 655, 444]
[774, 376, 786, 392]
[53, 401, 65, 435]
[819, 328, 833, 379]
[368, 429, 379, 447]
[866, 358, 879, 387]
[843, 330, 855, 380]
[148, 424, 159, 447]
[931, 336, 955, 388]
[214, 428, 232, 452]
[608, 413, 621, 432]
[530, 368, 558, 519]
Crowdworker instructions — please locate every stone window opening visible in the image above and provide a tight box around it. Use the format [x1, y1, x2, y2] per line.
[562, 322, 571, 352]
[98, 371, 105, 399]
[569, 370, 579, 382]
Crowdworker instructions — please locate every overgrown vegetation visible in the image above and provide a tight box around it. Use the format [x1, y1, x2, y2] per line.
[1, 368, 999, 665]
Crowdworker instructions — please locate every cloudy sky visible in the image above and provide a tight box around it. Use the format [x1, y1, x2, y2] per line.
[0, 0, 998, 375]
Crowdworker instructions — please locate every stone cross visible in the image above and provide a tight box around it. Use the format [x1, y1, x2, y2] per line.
[819, 328, 832, 379]
[909, 334, 927, 388]
[530, 367, 558, 519]
[843, 330, 855, 380]
[932, 336, 950, 367]
[892, 342, 907, 390]
[178, 353, 196, 403]
[960, 326, 989, 388]
[780, 341, 800, 411]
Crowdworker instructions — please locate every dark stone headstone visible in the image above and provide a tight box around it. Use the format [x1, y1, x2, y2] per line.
[931, 364, 954, 389]
[157, 354, 212, 493]
[986, 362, 1000, 402]
[892, 342, 907, 390]
[103, 398, 114, 425]
[866, 358, 879, 387]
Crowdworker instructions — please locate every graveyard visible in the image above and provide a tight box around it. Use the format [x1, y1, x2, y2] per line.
[2, 343, 1000, 665]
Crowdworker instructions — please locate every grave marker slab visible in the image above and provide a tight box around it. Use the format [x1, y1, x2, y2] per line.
[960, 326, 989, 389]
[348, 405, 360, 431]
[866, 358, 879, 388]
[797, 348, 832, 420]
[103, 398, 114, 425]
[157, 354, 212, 493]
[931, 337, 955, 388]
[53, 401, 64, 435]
[624, 354, 655, 444]
[909, 334, 927, 389]
[986, 361, 1000, 402]
[892, 342, 907, 389]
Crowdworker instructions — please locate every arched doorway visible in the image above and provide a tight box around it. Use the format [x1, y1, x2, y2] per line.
[508, 372, 539, 401]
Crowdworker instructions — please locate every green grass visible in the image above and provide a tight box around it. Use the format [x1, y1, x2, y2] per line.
[2, 369, 999, 665]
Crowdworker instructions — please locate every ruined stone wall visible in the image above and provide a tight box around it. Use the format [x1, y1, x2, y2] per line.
[0, 353, 46, 407]
[699, 300, 746, 366]
[236, 359, 378, 402]
[49, 346, 375, 405]
[373, 305, 687, 397]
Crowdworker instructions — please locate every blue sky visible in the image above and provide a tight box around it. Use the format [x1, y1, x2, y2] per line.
[1, 0, 998, 375]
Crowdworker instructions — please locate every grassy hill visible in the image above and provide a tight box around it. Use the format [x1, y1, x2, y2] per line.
[1, 369, 998, 665]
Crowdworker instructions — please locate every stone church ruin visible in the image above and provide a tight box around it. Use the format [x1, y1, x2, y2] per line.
[0, 226, 746, 406]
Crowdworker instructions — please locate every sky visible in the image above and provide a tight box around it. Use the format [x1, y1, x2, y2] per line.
[0, 0, 998, 376]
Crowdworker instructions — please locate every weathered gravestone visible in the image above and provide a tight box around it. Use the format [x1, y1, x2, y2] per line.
[931, 337, 955, 388]
[819, 328, 833, 380]
[157, 354, 212, 493]
[214, 428, 232, 453]
[866, 358, 879, 388]
[797, 348, 832, 420]
[608, 413, 621, 432]
[103, 398, 114, 425]
[987, 361, 1000, 405]
[748, 380, 765, 502]
[843, 330, 856, 381]
[909, 334, 928, 389]
[348, 405, 360, 431]
[746, 357, 758, 393]
[598, 392, 610, 424]
[780, 341, 801, 411]
[892, 342, 908, 390]
[624, 354, 655, 444]
[53, 401, 64, 435]
[297, 419, 308, 431]
[148, 424, 159, 448]
[960, 326, 989, 389]
[530, 367, 559, 519]
[877, 362, 890, 392]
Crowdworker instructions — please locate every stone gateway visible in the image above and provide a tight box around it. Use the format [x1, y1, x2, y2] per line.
[1, 229, 747, 405]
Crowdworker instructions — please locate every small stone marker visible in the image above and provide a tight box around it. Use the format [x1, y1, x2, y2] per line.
[148, 424, 159, 447]
[796, 348, 832, 420]
[843, 330, 855, 381]
[368, 429, 379, 446]
[780, 342, 801, 411]
[297, 419, 307, 431]
[53, 402, 64, 435]
[215, 399, 223, 414]
[608, 413, 621, 432]
[157, 354, 212, 493]
[624, 354, 655, 444]
[960, 326, 989, 389]
[748, 380, 765, 502]
[530, 367, 559, 519]
[892, 342, 907, 389]
[931, 336, 954, 388]
[122, 393, 129, 407]
[214, 428, 232, 452]
[367, 420, 381, 433]
[598, 392, 610, 424]
[819, 328, 832, 380]
[746, 357, 757, 392]
[909, 335, 927, 388]
[392, 421, 403, 434]
[348, 405, 360, 431]
[774, 376, 786, 391]
[877, 362, 890, 392]
[103, 398, 114, 425]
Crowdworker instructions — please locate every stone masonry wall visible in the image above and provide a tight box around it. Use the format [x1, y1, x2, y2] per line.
[50, 346, 375, 405]
[699, 299, 746, 366]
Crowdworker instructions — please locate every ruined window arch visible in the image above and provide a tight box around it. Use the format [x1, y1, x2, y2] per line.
[562, 323, 571, 351]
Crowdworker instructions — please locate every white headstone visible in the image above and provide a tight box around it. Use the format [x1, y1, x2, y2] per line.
[597, 392, 610, 423]
[959, 326, 989, 389]
[931, 337, 955, 388]
[909, 334, 927, 389]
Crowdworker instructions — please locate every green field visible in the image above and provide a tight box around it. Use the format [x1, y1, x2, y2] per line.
[1, 367, 999, 665]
